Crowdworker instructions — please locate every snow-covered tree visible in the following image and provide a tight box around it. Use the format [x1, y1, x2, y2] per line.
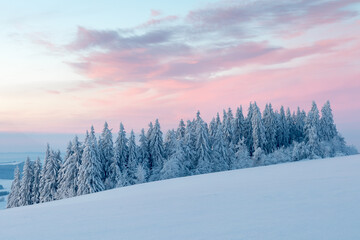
[138, 128, 150, 180]
[320, 101, 338, 141]
[276, 106, 290, 148]
[244, 103, 254, 154]
[114, 123, 128, 175]
[19, 157, 34, 206]
[233, 106, 245, 145]
[138, 129, 150, 179]
[7, 166, 21, 208]
[135, 164, 147, 184]
[208, 117, 218, 147]
[223, 108, 234, 145]
[160, 137, 188, 180]
[39, 144, 51, 198]
[126, 130, 138, 185]
[105, 158, 122, 189]
[194, 112, 213, 174]
[176, 119, 186, 140]
[148, 119, 164, 181]
[212, 127, 230, 172]
[233, 138, 252, 169]
[57, 136, 82, 199]
[286, 107, 296, 144]
[263, 103, 277, 153]
[304, 101, 320, 142]
[290, 107, 306, 144]
[183, 120, 196, 173]
[253, 147, 265, 166]
[7, 100, 352, 205]
[251, 103, 267, 153]
[32, 157, 41, 204]
[164, 130, 177, 159]
[77, 126, 105, 195]
[307, 126, 322, 159]
[40, 149, 61, 203]
[98, 122, 114, 183]
[292, 141, 309, 161]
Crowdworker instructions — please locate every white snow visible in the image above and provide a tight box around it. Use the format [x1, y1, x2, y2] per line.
[1, 155, 359, 240]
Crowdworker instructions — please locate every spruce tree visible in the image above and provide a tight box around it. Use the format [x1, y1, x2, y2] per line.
[307, 126, 322, 158]
[138, 128, 150, 180]
[114, 123, 128, 175]
[278, 106, 290, 147]
[184, 120, 196, 173]
[160, 137, 188, 180]
[194, 112, 213, 174]
[106, 157, 123, 189]
[320, 101, 338, 141]
[176, 119, 186, 139]
[148, 119, 164, 181]
[40, 149, 61, 202]
[164, 130, 177, 159]
[251, 103, 267, 153]
[263, 103, 277, 153]
[57, 136, 82, 199]
[212, 127, 230, 172]
[7, 166, 21, 208]
[304, 101, 320, 142]
[39, 144, 51, 198]
[244, 103, 254, 154]
[233, 138, 252, 169]
[286, 107, 296, 144]
[233, 106, 245, 145]
[19, 157, 34, 206]
[208, 117, 218, 147]
[135, 164, 147, 184]
[126, 130, 138, 185]
[32, 157, 42, 204]
[294, 107, 306, 142]
[98, 122, 114, 183]
[77, 126, 105, 195]
[223, 108, 234, 145]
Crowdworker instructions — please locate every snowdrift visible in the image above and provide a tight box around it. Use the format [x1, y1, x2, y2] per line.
[1, 155, 359, 240]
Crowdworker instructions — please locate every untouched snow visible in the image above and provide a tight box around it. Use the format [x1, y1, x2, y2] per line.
[1, 155, 359, 240]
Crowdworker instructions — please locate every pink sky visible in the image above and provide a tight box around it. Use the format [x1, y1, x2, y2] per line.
[1, 0, 360, 149]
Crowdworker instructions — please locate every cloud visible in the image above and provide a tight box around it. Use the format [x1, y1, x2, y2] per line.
[187, 0, 359, 37]
[151, 9, 162, 17]
[137, 15, 179, 29]
[67, 37, 348, 85]
[66, 27, 174, 51]
[61, 0, 358, 87]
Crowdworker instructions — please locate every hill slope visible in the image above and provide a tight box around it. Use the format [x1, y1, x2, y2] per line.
[1, 155, 359, 240]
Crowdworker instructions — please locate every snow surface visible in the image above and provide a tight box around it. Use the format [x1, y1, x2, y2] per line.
[1, 155, 359, 240]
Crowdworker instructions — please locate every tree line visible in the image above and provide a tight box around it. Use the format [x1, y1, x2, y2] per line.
[7, 101, 356, 208]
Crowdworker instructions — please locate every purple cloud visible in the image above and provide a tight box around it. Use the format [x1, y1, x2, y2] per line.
[187, 0, 359, 36]
[59, 0, 359, 87]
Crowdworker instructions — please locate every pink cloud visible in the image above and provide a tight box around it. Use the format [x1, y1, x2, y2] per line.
[151, 9, 162, 17]
[137, 15, 178, 28]
[67, 38, 349, 86]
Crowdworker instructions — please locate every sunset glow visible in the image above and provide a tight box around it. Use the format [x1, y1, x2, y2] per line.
[1, 0, 360, 148]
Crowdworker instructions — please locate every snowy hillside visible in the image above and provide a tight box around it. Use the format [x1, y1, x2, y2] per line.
[1, 155, 359, 240]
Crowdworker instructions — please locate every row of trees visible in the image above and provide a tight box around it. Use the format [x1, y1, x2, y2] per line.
[7, 101, 355, 208]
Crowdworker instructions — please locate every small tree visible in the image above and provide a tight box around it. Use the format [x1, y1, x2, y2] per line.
[7, 166, 21, 208]
[19, 157, 34, 206]
[32, 157, 42, 204]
